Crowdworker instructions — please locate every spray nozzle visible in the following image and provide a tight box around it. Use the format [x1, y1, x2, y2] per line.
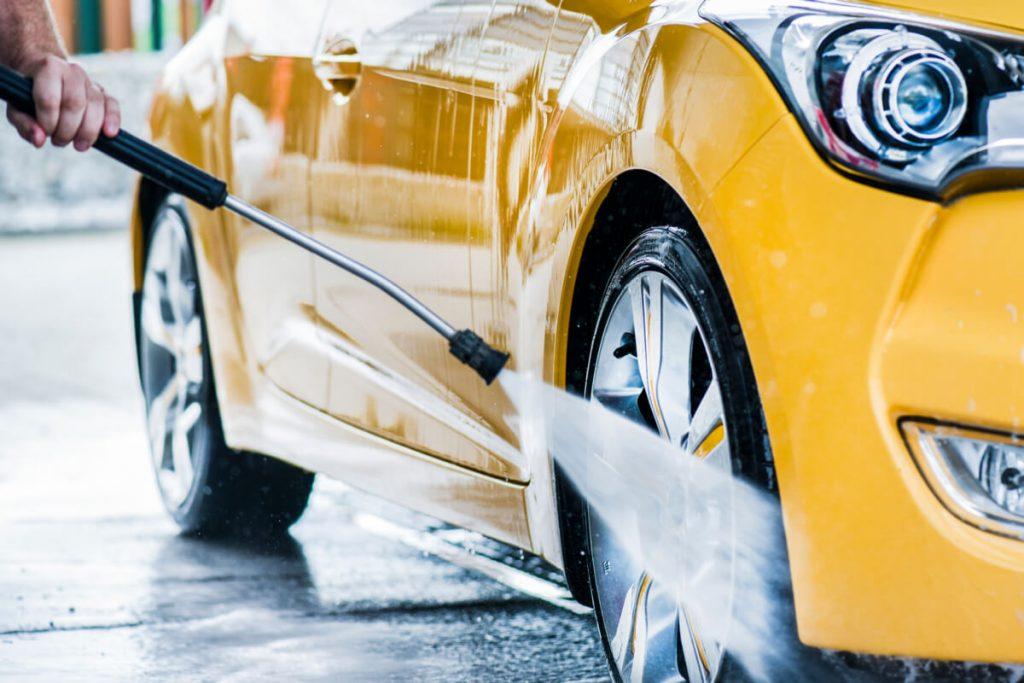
[448, 329, 509, 385]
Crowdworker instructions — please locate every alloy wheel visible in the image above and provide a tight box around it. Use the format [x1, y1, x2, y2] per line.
[139, 207, 206, 511]
[589, 269, 735, 683]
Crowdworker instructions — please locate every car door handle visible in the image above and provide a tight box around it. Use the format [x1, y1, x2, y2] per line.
[315, 39, 361, 98]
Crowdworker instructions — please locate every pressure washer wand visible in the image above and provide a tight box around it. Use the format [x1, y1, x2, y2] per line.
[0, 64, 509, 384]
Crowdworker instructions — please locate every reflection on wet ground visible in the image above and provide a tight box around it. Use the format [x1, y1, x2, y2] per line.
[0, 231, 607, 682]
[2, 481, 607, 681]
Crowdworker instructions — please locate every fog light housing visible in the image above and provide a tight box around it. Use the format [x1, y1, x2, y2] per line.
[903, 421, 1024, 539]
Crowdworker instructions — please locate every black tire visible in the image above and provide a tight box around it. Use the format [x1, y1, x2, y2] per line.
[137, 197, 314, 539]
[575, 224, 817, 681]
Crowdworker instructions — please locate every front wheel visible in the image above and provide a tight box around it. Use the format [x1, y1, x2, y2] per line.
[137, 197, 314, 537]
[583, 225, 778, 682]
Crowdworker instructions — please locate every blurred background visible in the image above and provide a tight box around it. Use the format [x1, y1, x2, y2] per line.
[53, 0, 209, 54]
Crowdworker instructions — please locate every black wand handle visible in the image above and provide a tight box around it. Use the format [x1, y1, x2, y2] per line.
[0, 63, 227, 210]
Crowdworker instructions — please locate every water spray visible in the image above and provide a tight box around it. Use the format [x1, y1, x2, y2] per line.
[0, 64, 509, 385]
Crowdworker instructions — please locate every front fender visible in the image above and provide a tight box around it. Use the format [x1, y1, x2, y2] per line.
[516, 12, 786, 575]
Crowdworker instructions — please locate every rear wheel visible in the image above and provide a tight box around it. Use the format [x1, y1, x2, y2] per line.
[138, 197, 314, 537]
[583, 225, 776, 682]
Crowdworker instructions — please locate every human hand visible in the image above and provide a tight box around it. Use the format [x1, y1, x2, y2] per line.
[5, 54, 121, 151]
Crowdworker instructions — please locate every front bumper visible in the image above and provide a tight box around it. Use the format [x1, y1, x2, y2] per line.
[704, 113, 1024, 663]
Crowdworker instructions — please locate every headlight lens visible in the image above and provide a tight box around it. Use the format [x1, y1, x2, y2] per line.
[701, 0, 1024, 200]
[903, 421, 1024, 539]
[894, 57, 961, 134]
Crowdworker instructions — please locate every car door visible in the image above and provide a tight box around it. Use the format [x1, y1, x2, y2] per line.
[451, 0, 587, 433]
[310, 1, 528, 481]
[218, 0, 331, 409]
[449, 0, 659, 432]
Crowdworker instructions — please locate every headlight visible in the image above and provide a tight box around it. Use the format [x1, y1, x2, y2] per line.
[839, 32, 967, 157]
[903, 421, 1024, 539]
[701, 0, 1024, 200]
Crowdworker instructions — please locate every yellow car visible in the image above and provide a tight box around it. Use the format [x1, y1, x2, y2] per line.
[130, 0, 1024, 678]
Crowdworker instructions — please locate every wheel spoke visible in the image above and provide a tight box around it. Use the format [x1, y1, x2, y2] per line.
[701, 435, 731, 473]
[679, 607, 715, 683]
[686, 381, 724, 458]
[609, 573, 653, 681]
[592, 386, 644, 421]
[141, 271, 176, 353]
[164, 223, 185, 328]
[629, 273, 698, 445]
[146, 373, 182, 469]
[629, 275, 666, 437]
[171, 401, 201, 490]
[607, 572, 690, 682]
[180, 317, 204, 385]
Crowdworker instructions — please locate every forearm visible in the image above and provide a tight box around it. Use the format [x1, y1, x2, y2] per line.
[0, 0, 66, 71]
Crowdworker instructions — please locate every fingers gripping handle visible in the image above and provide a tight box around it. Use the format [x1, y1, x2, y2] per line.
[0, 64, 227, 210]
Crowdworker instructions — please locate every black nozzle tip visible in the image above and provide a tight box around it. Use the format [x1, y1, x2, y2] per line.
[448, 329, 510, 385]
